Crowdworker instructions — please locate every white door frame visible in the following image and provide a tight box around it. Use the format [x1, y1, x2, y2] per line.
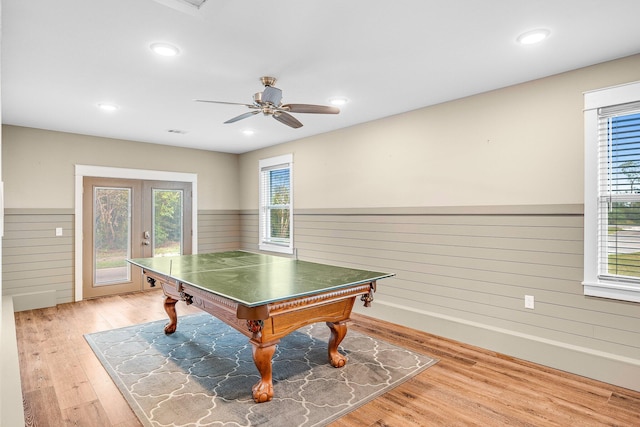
[74, 165, 198, 301]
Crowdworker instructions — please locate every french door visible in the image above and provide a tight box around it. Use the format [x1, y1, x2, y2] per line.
[82, 177, 192, 299]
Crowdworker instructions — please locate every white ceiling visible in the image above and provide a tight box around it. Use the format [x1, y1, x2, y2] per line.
[3, 0, 640, 154]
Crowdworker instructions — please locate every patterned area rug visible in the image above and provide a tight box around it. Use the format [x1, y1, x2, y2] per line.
[85, 313, 437, 427]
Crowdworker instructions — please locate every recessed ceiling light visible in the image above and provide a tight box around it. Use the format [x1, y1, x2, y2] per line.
[242, 129, 255, 136]
[517, 29, 550, 45]
[97, 103, 119, 111]
[150, 42, 180, 57]
[329, 97, 348, 106]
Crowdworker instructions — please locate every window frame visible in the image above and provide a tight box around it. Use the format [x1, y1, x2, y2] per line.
[584, 80, 640, 303]
[258, 154, 294, 254]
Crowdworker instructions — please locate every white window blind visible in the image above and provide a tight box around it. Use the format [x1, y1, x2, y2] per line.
[584, 81, 640, 302]
[258, 154, 293, 254]
[597, 102, 640, 284]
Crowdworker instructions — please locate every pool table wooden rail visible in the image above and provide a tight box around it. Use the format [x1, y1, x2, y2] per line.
[142, 268, 378, 403]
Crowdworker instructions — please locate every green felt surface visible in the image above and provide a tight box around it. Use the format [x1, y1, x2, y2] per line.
[128, 251, 393, 307]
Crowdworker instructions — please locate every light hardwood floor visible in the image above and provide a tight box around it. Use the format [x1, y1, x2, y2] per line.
[15, 290, 640, 426]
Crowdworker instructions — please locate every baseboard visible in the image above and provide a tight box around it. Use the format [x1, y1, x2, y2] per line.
[355, 300, 640, 392]
[12, 290, 57, 312]
[1, 296, 26, 426]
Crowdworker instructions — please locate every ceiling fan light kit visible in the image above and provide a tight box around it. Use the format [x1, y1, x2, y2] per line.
[195, 76, 340, 129]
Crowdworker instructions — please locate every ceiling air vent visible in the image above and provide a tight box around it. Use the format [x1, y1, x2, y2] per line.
[153, 0, 208, 14]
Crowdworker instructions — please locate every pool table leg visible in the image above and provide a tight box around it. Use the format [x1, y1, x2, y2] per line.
[163, 296, 179, 335]
[326, 321, 348, 368]
[250, 341, 277, 403]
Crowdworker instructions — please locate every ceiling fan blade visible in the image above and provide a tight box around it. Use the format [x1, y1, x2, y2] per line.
[194, 99, 256, 108]
[282, 104, 340, 114]
[224, 110, 260, 124]
[273, 111, 303, 128]
[262, 86, 283, 106]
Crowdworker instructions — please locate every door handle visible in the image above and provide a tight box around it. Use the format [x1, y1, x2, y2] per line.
[142, 240, 150, 246]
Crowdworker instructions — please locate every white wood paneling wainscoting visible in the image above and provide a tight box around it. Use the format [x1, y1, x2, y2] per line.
[6, 205, 639, 392]
[198, 210, 241, 253]
[2, 209, 243, 311]
[240, 204, 640, 392]
[3, 209, 74, 310]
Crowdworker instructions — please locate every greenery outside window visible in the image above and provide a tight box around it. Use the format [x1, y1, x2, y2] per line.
[259, 154, 293, 254]
[584, 81, 640, 303]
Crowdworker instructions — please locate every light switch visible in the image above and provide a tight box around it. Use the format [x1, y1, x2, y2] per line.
[55, 227, 63, 236]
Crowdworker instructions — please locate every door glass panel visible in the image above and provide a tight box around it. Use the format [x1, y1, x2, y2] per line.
[94, 187, 131, 285]
[152, 189, 183, 257]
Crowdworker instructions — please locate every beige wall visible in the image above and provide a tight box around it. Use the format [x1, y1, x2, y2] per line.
[239, 54, 640, 209]
[1, 126, 240, 210]
[236, 54, 640, 391]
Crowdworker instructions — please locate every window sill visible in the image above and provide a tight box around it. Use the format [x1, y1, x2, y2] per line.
[583, 280, 640, 303]
[259, 243, 294, 255]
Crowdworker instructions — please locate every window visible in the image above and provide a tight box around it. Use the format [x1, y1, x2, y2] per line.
[259, 154, 293, 254]
[584, 81, 640, 303]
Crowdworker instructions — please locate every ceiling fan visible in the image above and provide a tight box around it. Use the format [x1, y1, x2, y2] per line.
[195, 76, 340, 129]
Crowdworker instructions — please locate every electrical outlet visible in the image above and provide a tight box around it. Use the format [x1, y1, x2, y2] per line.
[524, 295, 535, 309]
[55, 227, 63, 236]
